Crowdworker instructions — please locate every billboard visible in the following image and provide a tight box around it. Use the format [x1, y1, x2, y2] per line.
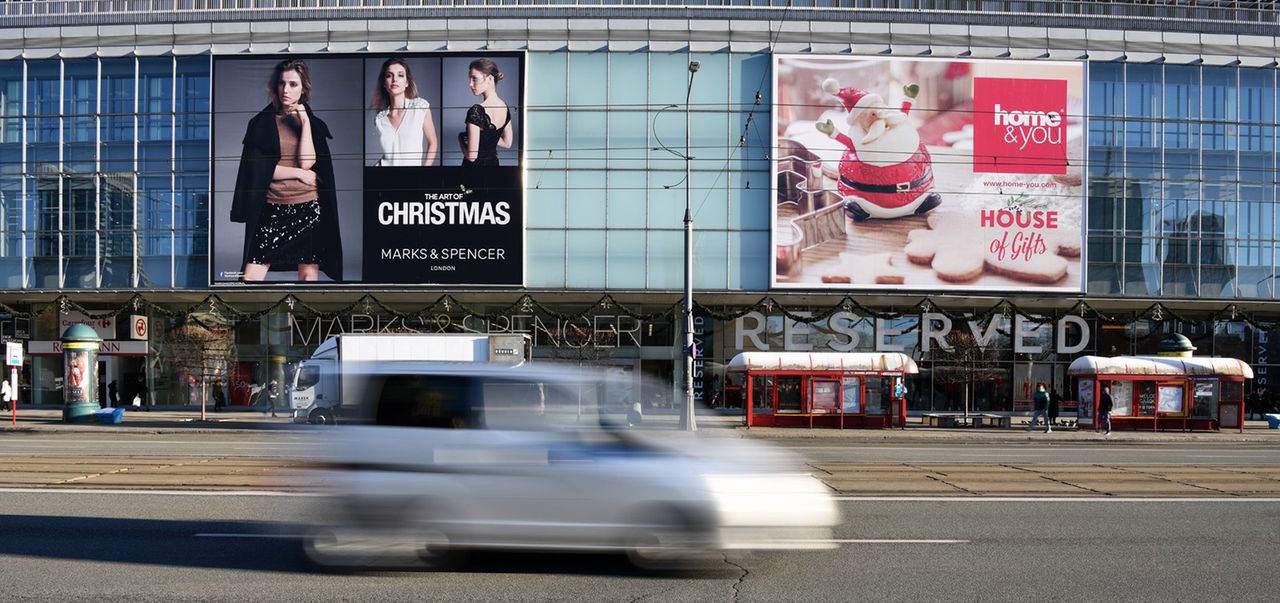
[772, 56, 1085, 292]
[211, 52, 524, 286]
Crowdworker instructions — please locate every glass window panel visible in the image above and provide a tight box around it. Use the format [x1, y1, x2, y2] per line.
[606, 107, 647, 165]
[174, 242, 207, 288]
[526, 170, 565, 229]
[138, 57, 172, 142]
[176, 56, 209, 139]
[646, 180, 683, 230]
[566, 170, 606, 229]
[566, 110, 605, 171]
[565, 229, 605, 288]
[1239, 68, 1275, 152]
[1164, 65, 1200, 150]
[62, 230, 96, 288]
[99, 229, 132, 287]
[606, 229, 645, 289]
[175, 171, 208, 232]
[606, 169, 646, 229]
[138, 229, 172, 288]
[730, 53, 771, 176]
[728, 170, 769, 231]
[690, 168, 728, 230]
[30, 231, 58, 288]
[1202, 66, 1236, 151]
[63, 59, 97, 174]
[730, 229, 769, 290]
[526, 228, 565, 288]
[138, 173, 172, 230]
[690, 52, 729, 164]
[1089, 62, 1123, 119]
[646, 229, 681, 289]
[1124, 63, 1161, 148]
[692, 229, 727, 290]
[567, 52, 606, 108]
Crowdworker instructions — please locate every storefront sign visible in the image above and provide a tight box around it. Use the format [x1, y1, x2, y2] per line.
[211, 52, 525, 286]
[28, 340, 149, 356]
[59, 311, 114, 340]
[288, 313, 647, 349]
[771, 55, 1085, 292]
[733, 311, 1089, 354]
[130, 315, 149, 340]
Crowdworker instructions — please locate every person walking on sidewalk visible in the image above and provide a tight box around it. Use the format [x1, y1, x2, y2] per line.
[264, 378, 279, 418]
[1048, 387, 1062, 429]
[1, 378, 10, 411]
[1098, 386, 1114, 435]
[1028, 383, 1050, 432]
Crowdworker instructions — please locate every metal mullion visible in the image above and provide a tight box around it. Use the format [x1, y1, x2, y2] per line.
[132, 56, 139, 288]
[95, 57, 102, 289]
[57, 58, 64, 289]
[20, 59, 27, 289]
[170, 55, 177, 288]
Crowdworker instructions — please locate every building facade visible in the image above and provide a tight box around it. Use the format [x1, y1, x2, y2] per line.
[0, 0, 1277, 416]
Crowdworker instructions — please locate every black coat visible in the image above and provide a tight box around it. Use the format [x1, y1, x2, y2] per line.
[230, 104, 343, 281]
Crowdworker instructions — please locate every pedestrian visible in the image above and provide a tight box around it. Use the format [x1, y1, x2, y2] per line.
[1048, 387, 1062, 429]
[212, 380, 226, 412]
[626, 398, 643, 428]
[1028, 383, 1050, 432]
[0, 378, 10, 411]
[107, 379, 119, 408]
[135, 375, 150, 411]
[265, 378, 279, 418]
[1097, 385, 1113, 435]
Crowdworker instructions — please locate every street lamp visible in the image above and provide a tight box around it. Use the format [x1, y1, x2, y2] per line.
[652, 60, 700, 431]
[681, 60, 700, 432]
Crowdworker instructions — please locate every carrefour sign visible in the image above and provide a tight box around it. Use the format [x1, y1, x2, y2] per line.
[59, 311, 115, 340]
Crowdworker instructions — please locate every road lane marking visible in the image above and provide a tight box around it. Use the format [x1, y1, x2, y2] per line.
[813, 539, 968, 544]
[835, 496, 1280, 502]
[0, 487, 320, 497]
[195, 533, 300, 539]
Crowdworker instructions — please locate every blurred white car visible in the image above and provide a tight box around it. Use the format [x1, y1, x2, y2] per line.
[300, 363, 839, 570]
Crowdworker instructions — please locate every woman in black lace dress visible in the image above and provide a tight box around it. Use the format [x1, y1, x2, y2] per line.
[459, 58, 514, 166]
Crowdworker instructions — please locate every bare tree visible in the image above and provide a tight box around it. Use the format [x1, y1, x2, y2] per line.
[159, 312, 236, 419]
[932, 328, 1002, 419]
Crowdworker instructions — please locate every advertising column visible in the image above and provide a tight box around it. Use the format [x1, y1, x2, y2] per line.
[772, 56, 1085, 293]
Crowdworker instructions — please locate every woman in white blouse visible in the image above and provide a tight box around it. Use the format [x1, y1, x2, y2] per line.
[371, 58, 438, 166]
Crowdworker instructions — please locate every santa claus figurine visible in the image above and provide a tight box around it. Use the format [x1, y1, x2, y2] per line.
[815, 79, 941, 221]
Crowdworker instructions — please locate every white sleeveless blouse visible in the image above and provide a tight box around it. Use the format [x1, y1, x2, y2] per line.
[374, 96, 432, 166]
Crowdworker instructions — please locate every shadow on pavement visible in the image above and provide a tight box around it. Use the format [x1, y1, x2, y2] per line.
[0, 514, 739, 578]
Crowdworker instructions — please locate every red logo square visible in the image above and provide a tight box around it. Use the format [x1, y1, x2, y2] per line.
[972, 77, 1068, 174]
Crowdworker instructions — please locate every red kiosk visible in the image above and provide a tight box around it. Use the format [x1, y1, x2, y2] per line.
[1068, 354, 1252, 433]
[728, 352, 917, 428]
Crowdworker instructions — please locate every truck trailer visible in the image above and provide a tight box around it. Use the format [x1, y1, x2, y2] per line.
[288, 333, 530, 424]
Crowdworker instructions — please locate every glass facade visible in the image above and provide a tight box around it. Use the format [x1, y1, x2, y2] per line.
[0, 53, 1275, 298]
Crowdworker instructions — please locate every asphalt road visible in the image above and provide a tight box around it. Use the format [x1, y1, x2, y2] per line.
[2, 490, 1277, 602]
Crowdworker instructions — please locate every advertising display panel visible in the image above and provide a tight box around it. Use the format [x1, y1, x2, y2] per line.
[772, 55, 1085, 292]
[211, 53, 524, 286]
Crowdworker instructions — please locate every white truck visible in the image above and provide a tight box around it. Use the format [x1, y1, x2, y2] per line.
[288, 333, 530, 424]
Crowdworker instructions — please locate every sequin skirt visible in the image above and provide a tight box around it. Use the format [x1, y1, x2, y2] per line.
[247, 200, 321, 266]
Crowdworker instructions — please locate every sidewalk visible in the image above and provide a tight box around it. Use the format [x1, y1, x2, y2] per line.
[0, 406, 296, 434]
[1, 406, 1278, 443]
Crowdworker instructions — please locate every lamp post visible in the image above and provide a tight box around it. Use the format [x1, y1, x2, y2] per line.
[681, 60, 700, 432]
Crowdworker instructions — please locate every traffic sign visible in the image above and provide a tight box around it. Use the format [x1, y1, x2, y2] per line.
[131, 315, 148, 340]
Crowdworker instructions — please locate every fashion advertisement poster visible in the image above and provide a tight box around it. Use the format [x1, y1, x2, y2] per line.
[771, 55, 1086, 292]
[210, 52, 525, 286]
[63, 350, 93, 404]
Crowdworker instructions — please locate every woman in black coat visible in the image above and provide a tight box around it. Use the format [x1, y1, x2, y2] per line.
[230, 59, 343, 282]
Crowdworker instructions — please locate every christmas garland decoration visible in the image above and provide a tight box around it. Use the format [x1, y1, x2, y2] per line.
[0, 293, 1273, 334]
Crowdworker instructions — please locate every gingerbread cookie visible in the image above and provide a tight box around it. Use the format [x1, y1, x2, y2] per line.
[905, 211, 1075, 284]
[822, 252, 905, 285]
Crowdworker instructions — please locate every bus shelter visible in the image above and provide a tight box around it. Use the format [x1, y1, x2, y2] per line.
[1068, 356, 1252, 433]
[727, 352, 918, 429]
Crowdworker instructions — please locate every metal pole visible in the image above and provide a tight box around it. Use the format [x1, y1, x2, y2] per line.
[681, 61, 700, 431]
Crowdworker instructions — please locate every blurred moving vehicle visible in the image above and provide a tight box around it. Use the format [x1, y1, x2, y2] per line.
[288, 333, 529, 424]
[301, 363, 840, 570]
